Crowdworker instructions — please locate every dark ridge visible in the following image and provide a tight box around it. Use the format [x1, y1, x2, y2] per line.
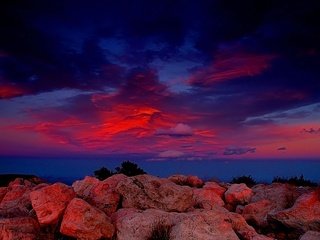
[0, 173, 41, 187]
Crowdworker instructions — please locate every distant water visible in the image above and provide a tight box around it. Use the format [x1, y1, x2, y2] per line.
[0, 156, 319, 184]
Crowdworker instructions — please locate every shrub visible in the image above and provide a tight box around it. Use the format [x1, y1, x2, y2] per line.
[93, 161, 147, 180]
[231, 175, 256, 187]
[115, 161, 146, 176]
[93, 167, 114, 180]
[272, 175, 317, 187]
[147, 220, 172, 240]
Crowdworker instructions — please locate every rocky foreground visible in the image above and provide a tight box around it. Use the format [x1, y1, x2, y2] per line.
[0, 174, 319, 240]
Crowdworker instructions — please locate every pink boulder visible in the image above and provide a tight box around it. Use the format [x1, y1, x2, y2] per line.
[30, 183, 75, 225]
[60, 198, 115, 240]
[268, 191, 320, 233]
[0, 185, 32, 217]
[225, 183, 253, 206]
[116, 174, 194, 212]
[193, 188, 225, 209]
[203, 181, 226, 198]
[242, 183, 305, 228]
[168, 174, 204, 188]
[72, 174, 126, 216]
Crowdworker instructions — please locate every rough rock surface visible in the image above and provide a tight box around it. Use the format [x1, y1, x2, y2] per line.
[116, 174, 194, 212]
[0, 185, 32, 217]
[225, 183, 253, 206]
[60, 198, 115, 240]
[30, 183, 75, 225]
[72, 174, 126, 216]
[268, 191, 320, 233]
[113, 207, 273, 240]
[299, 231, 320, 240]
[72, 176, 99, 198]
[242, 183, 304, 228]
[0, 217, 40, 240]
[168, 174, 204, 188]
[193, 188, 224, 209]
[203, 181, 226, 198]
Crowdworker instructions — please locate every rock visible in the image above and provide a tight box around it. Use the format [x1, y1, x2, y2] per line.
[60, 198, 115, 240]
[225, 183, 253, 206]
[299, 231, 320, 240]
[251, 183, 302, 208]
[72, 174, 126, 216]
[30, 183, 75, 225]
[242, 183, 304, 229]
[0, 187, 8, 202]
[242, 200, 274, 228]
[116, 174, 194, 212]
[193, 188, 224, 209]
[0, 185, 32, 217]
[8, 178, 34, 188]
[168, 174, 204, 188]
[203, 181, 226, 198]
[268, 191, 320, 233]
[72, 176, 99, 198]
[0, 217, 40, 240]
[113, 207, 273, 240]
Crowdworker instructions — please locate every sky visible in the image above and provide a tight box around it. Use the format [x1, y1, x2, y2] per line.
[1, 0, 320, 161]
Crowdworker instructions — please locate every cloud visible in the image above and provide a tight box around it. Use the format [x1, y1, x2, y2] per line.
[189, 50, 275, 86]
[0, 84, 26, 99]
[223, 147, 256, 155]
[156, 123, 193, 137]
[277, 147, 287, 151]
[302, 128, 320, 134]
[158, 150, 184, 158]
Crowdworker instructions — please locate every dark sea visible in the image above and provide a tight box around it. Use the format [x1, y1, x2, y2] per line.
[0, 156, 319, 185]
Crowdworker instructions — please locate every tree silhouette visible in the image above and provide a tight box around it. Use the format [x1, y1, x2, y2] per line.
[94, 167, 114, 180]
[115, 161, 146, 176]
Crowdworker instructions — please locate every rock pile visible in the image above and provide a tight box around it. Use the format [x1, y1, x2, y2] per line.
[0, 175, 318, 240]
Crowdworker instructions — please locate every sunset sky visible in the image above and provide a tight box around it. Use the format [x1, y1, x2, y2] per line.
[1, 0, 320, 161]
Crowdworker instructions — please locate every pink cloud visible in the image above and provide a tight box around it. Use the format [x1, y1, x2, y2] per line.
[189, 51, 275, 86]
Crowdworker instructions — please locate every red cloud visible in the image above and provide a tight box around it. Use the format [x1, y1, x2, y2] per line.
[189, 51, 275, 86]
[0, 85, 26, 99]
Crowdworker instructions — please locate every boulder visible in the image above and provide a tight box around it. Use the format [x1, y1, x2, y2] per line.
[242, 199, 274, 228]
[60, 198, 115, 240]
[268, 191, 320, 233]
[251, 183, 302, 208]
[8, 178, 35, 188]
[0, 217, 40, 240]
[299, 231, 320, 240]
[30, 183, 75, 225]
[168, 174, 204, 188]
[242, 183, 304, 229]
[225, 183, 253, 206]
[116, 174, 194, 212]
[0, 185, 32, 217]
[113, 207, 273, 240]
[193, 188, 224, 209]
[72, 176, 99, 198]
[72, 174, 126, 216]
[203, 181, 226, 198]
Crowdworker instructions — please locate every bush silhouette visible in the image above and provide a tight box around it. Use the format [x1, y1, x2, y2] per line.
[94, 167, 114, 180]
[272, 175, 317, 187]
[93, 161, 146, 180]
[115, 161, 146, 176]
[231, 175, 256, 187]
